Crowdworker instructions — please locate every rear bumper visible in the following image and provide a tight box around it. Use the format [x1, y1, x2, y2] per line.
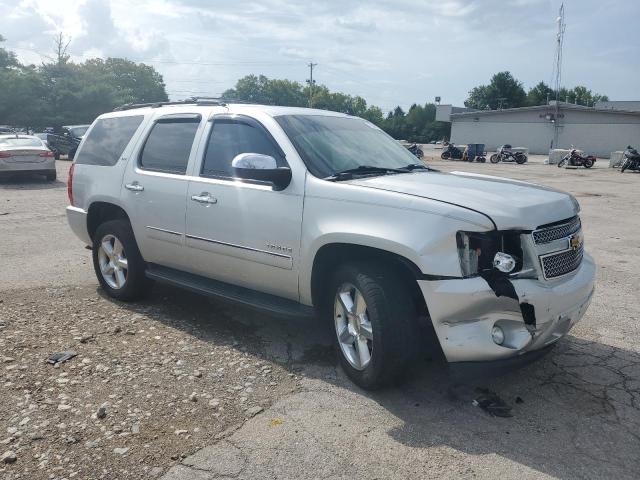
[66, 206, 91, 245]
[0, 160, 55, 174]
[418, 252, 596, 363]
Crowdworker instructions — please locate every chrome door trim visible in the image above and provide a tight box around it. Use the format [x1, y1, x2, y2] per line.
[184, 234, 291, 259]
[145, 226, 183, 236]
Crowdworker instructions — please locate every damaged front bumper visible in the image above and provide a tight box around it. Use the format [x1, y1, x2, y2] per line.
[418, 252, 595, 363]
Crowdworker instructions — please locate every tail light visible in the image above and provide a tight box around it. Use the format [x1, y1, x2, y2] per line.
[39, 151, 55, 157]
[0, 152, 12, 158]
[67, 163, 75, 206]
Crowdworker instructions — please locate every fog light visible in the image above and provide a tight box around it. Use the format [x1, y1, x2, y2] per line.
[493, 252, 516, 273]
[491, 326, 505, 345]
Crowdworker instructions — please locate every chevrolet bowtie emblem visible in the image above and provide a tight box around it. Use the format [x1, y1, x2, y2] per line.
[569, 232, 583, 251]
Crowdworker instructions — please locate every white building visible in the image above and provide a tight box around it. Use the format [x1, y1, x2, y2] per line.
[437, 101, 640, 157]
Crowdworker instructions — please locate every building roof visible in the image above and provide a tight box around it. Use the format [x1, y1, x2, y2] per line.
[450, 101, 640, 120]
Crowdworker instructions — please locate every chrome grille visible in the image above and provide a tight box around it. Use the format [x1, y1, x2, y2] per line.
[533, 216, 581, 244]
[541, 244, 584, 279]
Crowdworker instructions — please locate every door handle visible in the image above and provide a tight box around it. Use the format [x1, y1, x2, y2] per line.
[125, 182, 144, 192]
[191, 193, 217, 205]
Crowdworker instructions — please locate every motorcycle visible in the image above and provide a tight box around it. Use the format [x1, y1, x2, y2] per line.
[406, 143, 424, 159]
[621, 146, 640, 173]
[558, 148, 596, 168]
[441, 143, 464, 160]
[490, 145, 527, 164]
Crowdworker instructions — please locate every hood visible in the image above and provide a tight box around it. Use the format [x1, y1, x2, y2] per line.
[347, 170, 578, 230]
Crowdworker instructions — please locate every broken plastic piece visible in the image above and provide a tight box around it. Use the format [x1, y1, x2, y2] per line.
[46, 351, 78, 365]
[472, 387, 513, 417]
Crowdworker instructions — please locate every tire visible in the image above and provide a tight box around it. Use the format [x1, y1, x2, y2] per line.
[441, 151, 451, 160]
[54, 151, 60, 160]
[490, 153, 499, 163]
[92, 219, 151, 301]
[46, 171, 56, 181]
[558, 159, 566, 168]
[621, 159, 630, 173]
[583, 159, 594, 168]
[515, 153, 527, 164]
[69, 148, 77, 161]
[478, 156, 486, 163]
[416, 149, 424, 159]
[328, 262, 417, 389]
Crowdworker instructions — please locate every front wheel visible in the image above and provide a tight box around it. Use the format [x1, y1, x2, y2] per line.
[416, 149, 424, 159]
[441, 151, 451, 160]
[92, 219, 151, 301]
[515, 153, 527, 164]
[490, 153, 499, 163]
[621, 159, 630, 173]
[558, 158, 567, 168]
[329, 263, 417, 389]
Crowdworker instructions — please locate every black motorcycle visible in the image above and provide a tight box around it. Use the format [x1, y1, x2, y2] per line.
[558, 148, 596, 168]
[490, 144, 527, 164]
[621, 146, 640, 173]
[441, 143, 463, 160]
[406, 143, 424, 159]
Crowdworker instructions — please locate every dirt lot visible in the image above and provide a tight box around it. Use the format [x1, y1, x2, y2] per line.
[1, 156, 639, 480]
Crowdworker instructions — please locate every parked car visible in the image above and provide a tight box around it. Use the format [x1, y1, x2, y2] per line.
[66, 101, 595, 389]
[0, 134, 56, 181]
[47, 124, 90, 160]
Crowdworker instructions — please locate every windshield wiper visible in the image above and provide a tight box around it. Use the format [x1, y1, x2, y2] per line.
[324, 165, 410, 181]
[403, 163, 429, 170]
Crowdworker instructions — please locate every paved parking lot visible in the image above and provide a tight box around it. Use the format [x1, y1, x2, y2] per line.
[1, 158, 639, 479]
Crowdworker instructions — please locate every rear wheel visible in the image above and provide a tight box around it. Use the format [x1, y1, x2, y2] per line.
[441, 151, 451, 160]
[69, 148, 77, 161]
[583, 158, 594, 168]
[490, 153, 499, 163]
[515, 153, 527, 164]
[92, 219, 151, 301]
[54, 151, 60, 160]
[416, 149, 424, 159]
[329, 262, 417, 389]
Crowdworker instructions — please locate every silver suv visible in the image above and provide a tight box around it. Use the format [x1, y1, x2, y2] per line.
[66, 100, 595, 389]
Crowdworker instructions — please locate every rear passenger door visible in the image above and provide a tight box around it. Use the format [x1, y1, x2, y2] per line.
[122, 113, 204, 270]
[184, 115, 304, 301]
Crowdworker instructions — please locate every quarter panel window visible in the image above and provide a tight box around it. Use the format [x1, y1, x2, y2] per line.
[201, 120, 283, 178]
[76, 116, 144, 166]
[139, 119, 200, 174]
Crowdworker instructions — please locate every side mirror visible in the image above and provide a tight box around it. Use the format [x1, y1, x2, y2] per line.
[231, 153, 292, 191]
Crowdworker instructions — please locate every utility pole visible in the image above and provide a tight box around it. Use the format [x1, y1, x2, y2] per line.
[306, 62, 317, 108]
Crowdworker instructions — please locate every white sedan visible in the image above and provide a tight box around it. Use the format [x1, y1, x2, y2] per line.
[0, 134, 56, 181]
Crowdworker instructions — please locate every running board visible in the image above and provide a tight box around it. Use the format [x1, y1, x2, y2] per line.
[145, 264, 316, 319]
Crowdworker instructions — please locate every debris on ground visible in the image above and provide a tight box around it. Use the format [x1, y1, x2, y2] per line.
[472, 388, 513, 417]
[515, 396, 524, 404]
[1, 450, 17, 464]
[46, 350, 77, 365]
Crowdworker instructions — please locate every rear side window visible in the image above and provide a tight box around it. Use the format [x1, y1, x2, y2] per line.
[139, 118, 200, 174]
[201, 120, 284, 178]
[76, 116, 144, 166]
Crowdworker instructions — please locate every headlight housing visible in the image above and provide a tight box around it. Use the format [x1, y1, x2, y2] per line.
[456, 231, 524, 277]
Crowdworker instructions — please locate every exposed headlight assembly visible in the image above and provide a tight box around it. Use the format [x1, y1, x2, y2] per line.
[456, 231, 524, 278]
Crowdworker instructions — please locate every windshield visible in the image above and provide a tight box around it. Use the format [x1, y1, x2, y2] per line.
[274, 114, 420, 178]
[0, 137, 43, 148]
[69, 126, 89, 137]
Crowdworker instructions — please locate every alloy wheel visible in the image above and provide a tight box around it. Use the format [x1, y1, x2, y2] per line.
[97, 234, 128, 289]
[334, 283, 373, 370]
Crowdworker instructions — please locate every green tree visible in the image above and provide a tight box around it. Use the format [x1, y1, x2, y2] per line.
[465, 71, 527, 110]
[527, 81, 555, 106]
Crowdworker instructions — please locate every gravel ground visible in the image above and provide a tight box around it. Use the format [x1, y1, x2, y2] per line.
[2, 156, 640, 480]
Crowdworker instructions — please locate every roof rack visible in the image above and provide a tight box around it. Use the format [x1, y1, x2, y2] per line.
[114, 97, 228, 111]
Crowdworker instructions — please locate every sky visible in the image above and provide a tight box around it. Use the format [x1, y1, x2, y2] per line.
[2, 0, 639, 112]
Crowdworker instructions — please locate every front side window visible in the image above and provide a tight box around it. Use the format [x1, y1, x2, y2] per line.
[76, 116, 144, 166]
[139, 118, 200, 174]
[201, 120, 283, 178]
[274, 114, 419, 178]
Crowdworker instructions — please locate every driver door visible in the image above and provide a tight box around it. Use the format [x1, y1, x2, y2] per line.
[184, 115, 303, 301]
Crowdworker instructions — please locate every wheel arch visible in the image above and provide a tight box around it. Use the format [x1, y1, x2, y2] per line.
[87, 201, 131, 241]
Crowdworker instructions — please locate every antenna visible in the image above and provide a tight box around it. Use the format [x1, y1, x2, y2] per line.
[552, 3, 566, 102]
